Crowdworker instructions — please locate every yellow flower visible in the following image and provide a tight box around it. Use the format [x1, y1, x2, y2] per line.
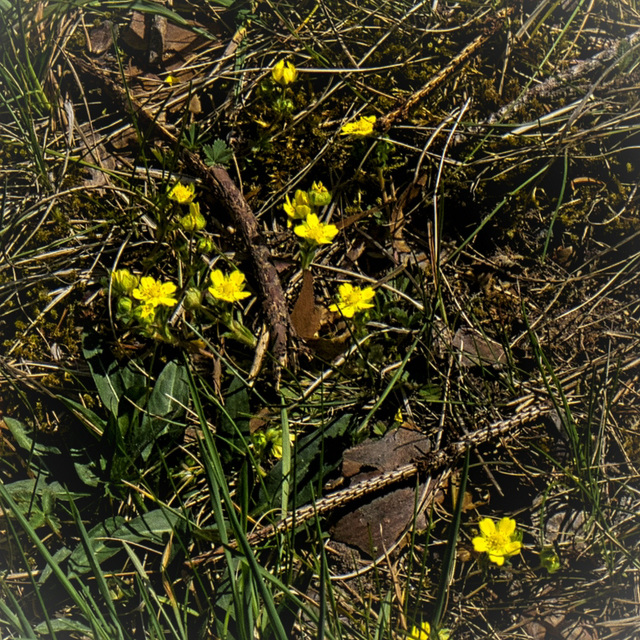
[179, 201, 206, 232]
[132, 276, 178, 309]
[283, 189, 312, 225]
[340, 115, 376, 137]
[265, 427, 295, 459]
[329, 283, 375, 318]
[168, 181, 195, 204]
[308, 181, 331, 207]
[409, 622, 430, 640]
[164, 75, 179, 86]
[294, 213, 339, 245]
[272, 59, 298, 86]
[208, 270, 251, 303]
[472, 517, 522, 566]
[111, 268, 139, 296]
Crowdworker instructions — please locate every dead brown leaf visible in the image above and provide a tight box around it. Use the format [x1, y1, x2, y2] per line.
[330, 426, 432, 556]
[290, 270, 324, 340]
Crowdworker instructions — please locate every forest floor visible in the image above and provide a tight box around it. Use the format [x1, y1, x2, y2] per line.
[1, 1, 640, 639]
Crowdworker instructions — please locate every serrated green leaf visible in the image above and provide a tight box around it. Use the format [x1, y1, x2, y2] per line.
[203, 139, 234, 167]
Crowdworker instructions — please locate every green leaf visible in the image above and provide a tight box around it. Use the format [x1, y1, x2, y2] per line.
[38, 546, 72, 585]
[203, 139, 234, 167]
[58, 396, 107, 436]
[4, 417, 61, 458]
[34, 617, 94, 634]
[82, 332, 147, 417]
[137, 360, 189, 461]
[146, 360, 189, 420]
[1, 478, 81, 532]
[68, 510, 179, 575]
[68, 516, 126, 575]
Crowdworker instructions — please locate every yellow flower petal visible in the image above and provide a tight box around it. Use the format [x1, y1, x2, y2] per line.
[409, 621, 431, 640]
[472, 536, 489, 553]
[489, 553, 506, 566]
[497, 517, 516, 537]
[478, 518, 496, 537]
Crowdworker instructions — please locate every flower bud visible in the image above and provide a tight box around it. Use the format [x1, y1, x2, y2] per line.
[272, 59, 298, 87]
[196, 237, 215, 253]
[183, 287, 203, 311]
[179, 201, 206, 232]
[308, 181, 331, 207]
[117, 297, 133, 315]
[111, 269, 139, 296]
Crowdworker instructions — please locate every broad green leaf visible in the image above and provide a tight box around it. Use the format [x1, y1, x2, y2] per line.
[68, 516, 126, 575]
[68, 510, 179, 575]
[136, 360, 189, 461]
[82, 332, 147, 417]
[220, 375, 250, 437]
[39, 547, 72, 584]
[34, 617, 94, 634]
[146, 360, 189, 420]
[4, 417, 61, 457]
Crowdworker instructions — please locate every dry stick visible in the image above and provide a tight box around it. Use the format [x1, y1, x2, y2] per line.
[70, 56, 294, 372]
[187, 399, 551, 567]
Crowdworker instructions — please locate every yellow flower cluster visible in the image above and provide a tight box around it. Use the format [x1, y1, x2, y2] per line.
[282, 180, 339, 250]
[472, 517, 522, 566]
[168, 181, 209, 236]
[329, 283, 376, 318]
[283, 181, 332, 226]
